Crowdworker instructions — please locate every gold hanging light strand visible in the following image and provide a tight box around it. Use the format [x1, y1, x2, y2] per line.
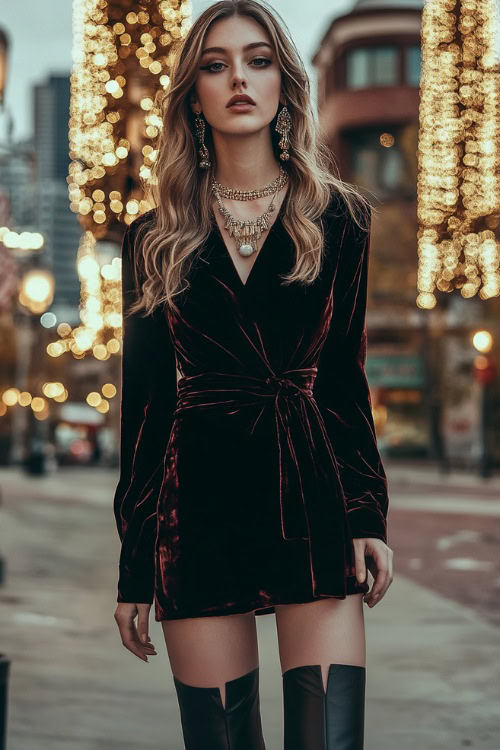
[69, 0, 192, 234]
[417, 0, 500, 309]
[47, 231, 122, 360]
[54, 1, 192, 361]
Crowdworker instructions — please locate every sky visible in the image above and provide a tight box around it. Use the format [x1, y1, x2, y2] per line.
[0, 0, 354, 143]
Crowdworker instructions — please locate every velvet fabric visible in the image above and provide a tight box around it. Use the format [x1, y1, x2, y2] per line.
[113, 191, 389, 622]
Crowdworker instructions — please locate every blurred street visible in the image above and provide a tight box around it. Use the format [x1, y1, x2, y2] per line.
[1, 462, 499, 749]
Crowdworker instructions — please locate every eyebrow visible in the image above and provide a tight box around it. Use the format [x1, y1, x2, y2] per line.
[200, 42, 273, 56]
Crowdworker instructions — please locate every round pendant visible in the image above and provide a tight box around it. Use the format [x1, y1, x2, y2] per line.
[238, 244, 255, 257]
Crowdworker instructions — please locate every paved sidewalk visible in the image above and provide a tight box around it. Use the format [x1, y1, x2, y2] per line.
[384, 459, 500, 497]
[0, 466, 499, 748]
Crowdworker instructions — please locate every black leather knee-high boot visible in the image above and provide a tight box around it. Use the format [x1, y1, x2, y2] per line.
[173, 666, 267, 750]
[282, 663, 366, 749]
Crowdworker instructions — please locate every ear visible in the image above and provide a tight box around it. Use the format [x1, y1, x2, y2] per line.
[190, 93, 201, 115]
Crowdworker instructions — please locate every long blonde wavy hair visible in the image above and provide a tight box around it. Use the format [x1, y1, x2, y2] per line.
[129, 0, 372, 317]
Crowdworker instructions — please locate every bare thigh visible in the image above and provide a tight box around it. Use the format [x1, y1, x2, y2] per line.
[161, 611, 259, 709]
[275, 594, 366, 693]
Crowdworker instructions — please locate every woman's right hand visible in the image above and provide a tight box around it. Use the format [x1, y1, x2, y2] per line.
[114, 602, 158, 662]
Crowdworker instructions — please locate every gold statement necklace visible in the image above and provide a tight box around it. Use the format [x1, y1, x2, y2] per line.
[211, 165, 289, 257]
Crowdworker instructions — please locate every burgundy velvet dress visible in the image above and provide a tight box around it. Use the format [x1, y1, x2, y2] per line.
[113, 190, 389, 622]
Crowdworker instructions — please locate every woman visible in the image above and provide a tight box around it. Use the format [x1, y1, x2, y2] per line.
[113, 1, 393, 747]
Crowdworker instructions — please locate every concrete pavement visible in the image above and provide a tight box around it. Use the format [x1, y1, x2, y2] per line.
[0, 465, 499, 749]
[385, 459, 500, 497]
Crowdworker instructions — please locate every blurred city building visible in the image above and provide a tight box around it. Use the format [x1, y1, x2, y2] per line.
[34, 75, 82, 315]
[312, 0, 499, 469]
[0, 139, 36, 228]
[0, 58, 101, 466]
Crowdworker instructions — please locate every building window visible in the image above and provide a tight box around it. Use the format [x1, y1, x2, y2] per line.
[406, 45, 421, 86]
[346, 46, 399, 89]
[346, 124, 418, 201]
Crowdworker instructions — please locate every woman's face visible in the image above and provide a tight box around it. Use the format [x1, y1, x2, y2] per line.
[191, 15, 284, 136]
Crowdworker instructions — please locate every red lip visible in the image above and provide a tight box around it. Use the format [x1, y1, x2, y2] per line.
[226, 94, 256, 107]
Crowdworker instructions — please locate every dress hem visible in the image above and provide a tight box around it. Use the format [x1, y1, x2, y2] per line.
[154, 578, 370, 622]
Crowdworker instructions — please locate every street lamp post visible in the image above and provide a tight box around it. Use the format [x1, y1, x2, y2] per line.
[478, 379, 491, 479]
[472, 330, 496, 479]
[0, 28, 13, 155]
[15, 265, 55, 475]
[0, 26, 11, 750]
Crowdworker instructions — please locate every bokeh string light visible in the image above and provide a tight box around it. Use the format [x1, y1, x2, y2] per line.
[49, 0, 192, 362]
[417, 0, 500, 308]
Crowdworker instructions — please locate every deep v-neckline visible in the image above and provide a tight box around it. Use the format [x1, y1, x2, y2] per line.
[211, 196, 286, 290]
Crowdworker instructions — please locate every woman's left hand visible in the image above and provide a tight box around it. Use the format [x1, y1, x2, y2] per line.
[353, 538, 393, 607]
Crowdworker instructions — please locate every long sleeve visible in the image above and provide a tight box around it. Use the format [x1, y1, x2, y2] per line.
[113, 220, 179, 603]
[313, 203, 389, 544]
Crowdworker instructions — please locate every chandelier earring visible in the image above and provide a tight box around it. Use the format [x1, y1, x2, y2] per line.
[194, 109, 211, 169]
[276, 104, 292, 162]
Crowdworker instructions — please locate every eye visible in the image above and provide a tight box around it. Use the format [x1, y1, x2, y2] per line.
[201, 61, 225, 73]
[252, 57, 272, 68]
[200, 57, 272, 73]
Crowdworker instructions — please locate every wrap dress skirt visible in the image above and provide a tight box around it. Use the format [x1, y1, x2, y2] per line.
[113, 191, 389, 622]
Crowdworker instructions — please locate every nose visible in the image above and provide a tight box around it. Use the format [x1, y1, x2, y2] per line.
[231, 67, 247, 89]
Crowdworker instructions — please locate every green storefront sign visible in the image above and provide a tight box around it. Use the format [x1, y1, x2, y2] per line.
[366, 354, 425, 388]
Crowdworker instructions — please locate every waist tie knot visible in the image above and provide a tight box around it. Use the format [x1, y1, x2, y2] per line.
[173, 368, 354, 598]
[264, 374, 309, 398]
